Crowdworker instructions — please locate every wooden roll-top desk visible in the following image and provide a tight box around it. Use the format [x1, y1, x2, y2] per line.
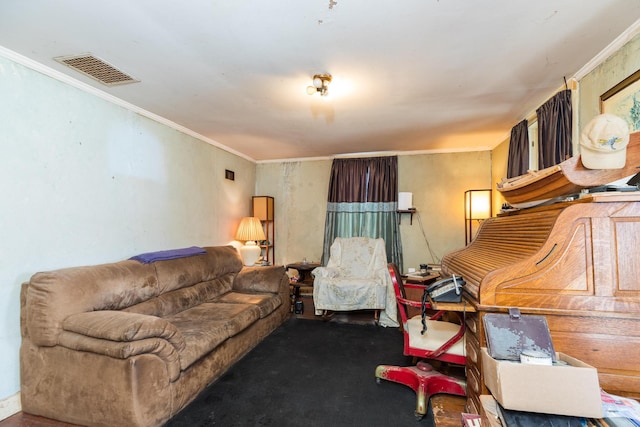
[441, 192, 640, 414]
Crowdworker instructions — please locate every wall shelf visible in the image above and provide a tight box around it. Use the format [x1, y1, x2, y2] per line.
[398, 208, 417, 225]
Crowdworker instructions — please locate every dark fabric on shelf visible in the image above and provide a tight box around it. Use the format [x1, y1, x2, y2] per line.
[507, 119, 530, 179]
[165, 318, 437, 427]
[537, 89, 573, 169]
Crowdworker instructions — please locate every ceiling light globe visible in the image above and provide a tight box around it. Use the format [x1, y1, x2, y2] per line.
[313, 77, 324, 88]
[306, 86, 317, 95]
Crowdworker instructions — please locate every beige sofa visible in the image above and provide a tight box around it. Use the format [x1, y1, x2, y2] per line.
[20, 245, 290, 427]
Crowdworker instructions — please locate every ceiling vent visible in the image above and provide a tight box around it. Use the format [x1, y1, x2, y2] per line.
[54, 53, 139, 86]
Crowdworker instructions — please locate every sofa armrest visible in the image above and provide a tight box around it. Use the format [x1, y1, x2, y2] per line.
[57, 331, 181, 381]
[63, 311, 186, 352]
[233, 265, 288, 294]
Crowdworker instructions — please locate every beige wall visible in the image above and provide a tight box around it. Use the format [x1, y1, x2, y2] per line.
[256, 160, 331, 266]
[397, 151, 492, 270]
[491, 136, 510, 213]
[256, 150, 492, 272]
[579, 32, 640, 130]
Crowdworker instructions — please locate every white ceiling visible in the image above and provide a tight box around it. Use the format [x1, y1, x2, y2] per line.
[2, 1, 640, 161]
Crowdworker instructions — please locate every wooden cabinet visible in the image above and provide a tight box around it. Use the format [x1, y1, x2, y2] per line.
[252, 196, 274, 263]
[441, 193, 640, 410]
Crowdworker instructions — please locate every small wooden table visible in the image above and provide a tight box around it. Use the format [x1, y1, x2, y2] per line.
[428, 296, 476, 313]
[401, 272, 440, 318]
[404, 271, 440, 284]
[286, 263, 321, 310]
[286, 262, 321, 284]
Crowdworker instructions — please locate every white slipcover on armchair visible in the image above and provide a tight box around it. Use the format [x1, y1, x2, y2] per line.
[312, 237, 398, 327]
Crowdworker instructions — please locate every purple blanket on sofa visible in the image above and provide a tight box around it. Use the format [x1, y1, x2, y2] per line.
[129, 246, 207, 264]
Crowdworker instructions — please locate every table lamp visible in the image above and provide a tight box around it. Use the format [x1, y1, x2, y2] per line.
[235, 216, 266, 266]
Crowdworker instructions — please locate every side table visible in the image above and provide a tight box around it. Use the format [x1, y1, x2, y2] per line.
[404, 272, 440, 285]
[402, 272, 440, 318]
[286, 262, 321, 315]
[286, 262, 321, 284]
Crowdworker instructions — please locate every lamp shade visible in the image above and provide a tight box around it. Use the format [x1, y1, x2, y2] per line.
[235, 217, 266, 242]
[464, 189, 492, 245]
[465, 190, 492, 220]
[252, 196, 274, 221]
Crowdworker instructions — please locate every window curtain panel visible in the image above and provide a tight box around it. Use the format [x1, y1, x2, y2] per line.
[537, 89, 572, 169]
[506, 119, 529, 179]
[322, 156, 403, 272]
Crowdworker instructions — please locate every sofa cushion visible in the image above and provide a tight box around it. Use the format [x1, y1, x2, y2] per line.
[167, 303, 260, 370]
[214, 292, 283, 318]
[123, 275, 234, 317]
[63, 311, 186, 352]
[154, 246, 242, 293]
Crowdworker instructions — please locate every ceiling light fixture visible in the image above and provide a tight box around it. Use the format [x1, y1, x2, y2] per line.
[306, 73, 332, 96]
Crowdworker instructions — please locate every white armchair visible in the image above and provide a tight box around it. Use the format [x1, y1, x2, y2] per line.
[312, 237, 398, 327]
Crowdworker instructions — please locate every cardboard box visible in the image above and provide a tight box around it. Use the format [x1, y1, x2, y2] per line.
[481, 347, 603, 418]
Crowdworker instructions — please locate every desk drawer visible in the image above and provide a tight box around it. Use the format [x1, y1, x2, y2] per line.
[465, 331, 480, 366]
[465, 312, 479, 336]
[466, 360, 481, 397]
[465, 362, 482, 415]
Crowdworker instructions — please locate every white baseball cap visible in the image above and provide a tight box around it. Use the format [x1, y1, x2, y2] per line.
[580, 114, 630, 169]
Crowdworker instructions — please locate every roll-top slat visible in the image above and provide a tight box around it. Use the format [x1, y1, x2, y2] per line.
[442, 209, 559, 300]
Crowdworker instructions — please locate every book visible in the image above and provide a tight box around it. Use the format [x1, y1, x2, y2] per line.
[406, 271, 433, 277]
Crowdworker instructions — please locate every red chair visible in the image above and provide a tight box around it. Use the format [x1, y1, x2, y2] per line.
[375, 263, 466, 420]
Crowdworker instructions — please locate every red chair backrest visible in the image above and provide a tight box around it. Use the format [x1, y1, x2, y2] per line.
[388, 263, 410, 325]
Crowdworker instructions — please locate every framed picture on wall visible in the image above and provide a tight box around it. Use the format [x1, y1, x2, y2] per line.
[600, 68, 640, 132]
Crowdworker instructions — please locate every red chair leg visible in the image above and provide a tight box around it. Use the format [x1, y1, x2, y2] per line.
[375, 361, 466, 420]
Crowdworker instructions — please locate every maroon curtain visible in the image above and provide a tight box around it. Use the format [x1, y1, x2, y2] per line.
[507, 119, 529, 178]
[367, 156, 397, 202]
[327, 158, 369, 202]
[327, 156, 397, 203]
[537, 90, 572, 169]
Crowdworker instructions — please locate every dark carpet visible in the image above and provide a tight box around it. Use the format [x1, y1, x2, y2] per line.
[165, 317, 436, 427]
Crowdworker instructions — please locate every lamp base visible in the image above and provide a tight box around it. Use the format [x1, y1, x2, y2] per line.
[239, 241, 261, 266]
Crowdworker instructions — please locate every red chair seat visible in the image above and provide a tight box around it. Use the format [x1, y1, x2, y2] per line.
[405, 317, 466, 357]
